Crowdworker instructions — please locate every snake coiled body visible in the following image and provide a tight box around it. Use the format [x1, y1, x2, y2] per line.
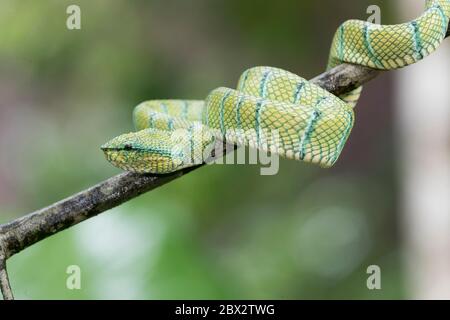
[102, 0, 450, 173]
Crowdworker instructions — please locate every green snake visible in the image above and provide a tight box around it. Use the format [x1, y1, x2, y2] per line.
[102, 0, 450, 173]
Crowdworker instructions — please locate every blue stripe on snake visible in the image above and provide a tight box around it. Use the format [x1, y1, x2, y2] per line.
[182, 101, 189, 119]
[434, 4, 450, 34]
[255, 100, 266, 146]
[363, 25, 383, 68]
[235, 96, 244, 129]
[338, 25, 345, 61]
[188, 125, 195, 163]
[293, 82, 305, 103]
[411, 21, 424, 59]
[219, 91, 232, 134]
[299, 110, 321, 160]
[259, 70, 271, 98]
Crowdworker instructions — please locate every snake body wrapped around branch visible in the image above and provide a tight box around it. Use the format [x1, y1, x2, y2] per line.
[102, 0, 450, 173]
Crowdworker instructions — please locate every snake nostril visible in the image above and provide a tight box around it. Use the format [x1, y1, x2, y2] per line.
[124, 144, 133, 150]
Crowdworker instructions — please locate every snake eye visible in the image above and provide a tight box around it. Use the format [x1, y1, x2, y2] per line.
[123, 144, 133, 150]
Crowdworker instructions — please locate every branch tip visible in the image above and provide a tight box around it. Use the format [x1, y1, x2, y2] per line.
[0, 252, 14, 300]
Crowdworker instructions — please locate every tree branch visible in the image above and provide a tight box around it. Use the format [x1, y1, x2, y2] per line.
[0, 25, 449, 299]
[0, 169, 199, 260]
[0, 250, 13, 300]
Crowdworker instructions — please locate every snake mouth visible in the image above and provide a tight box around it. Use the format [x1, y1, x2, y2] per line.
[101, 142, 135, 152]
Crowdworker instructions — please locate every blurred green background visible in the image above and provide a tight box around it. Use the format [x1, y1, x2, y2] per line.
[0, 0, 404, 299]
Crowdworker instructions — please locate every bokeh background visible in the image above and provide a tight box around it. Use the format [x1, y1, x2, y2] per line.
[0, 0, 449, 299]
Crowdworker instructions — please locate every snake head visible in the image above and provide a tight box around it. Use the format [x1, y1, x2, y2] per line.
[101, 129, 185, 174]
[101, 126, 214, 174]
